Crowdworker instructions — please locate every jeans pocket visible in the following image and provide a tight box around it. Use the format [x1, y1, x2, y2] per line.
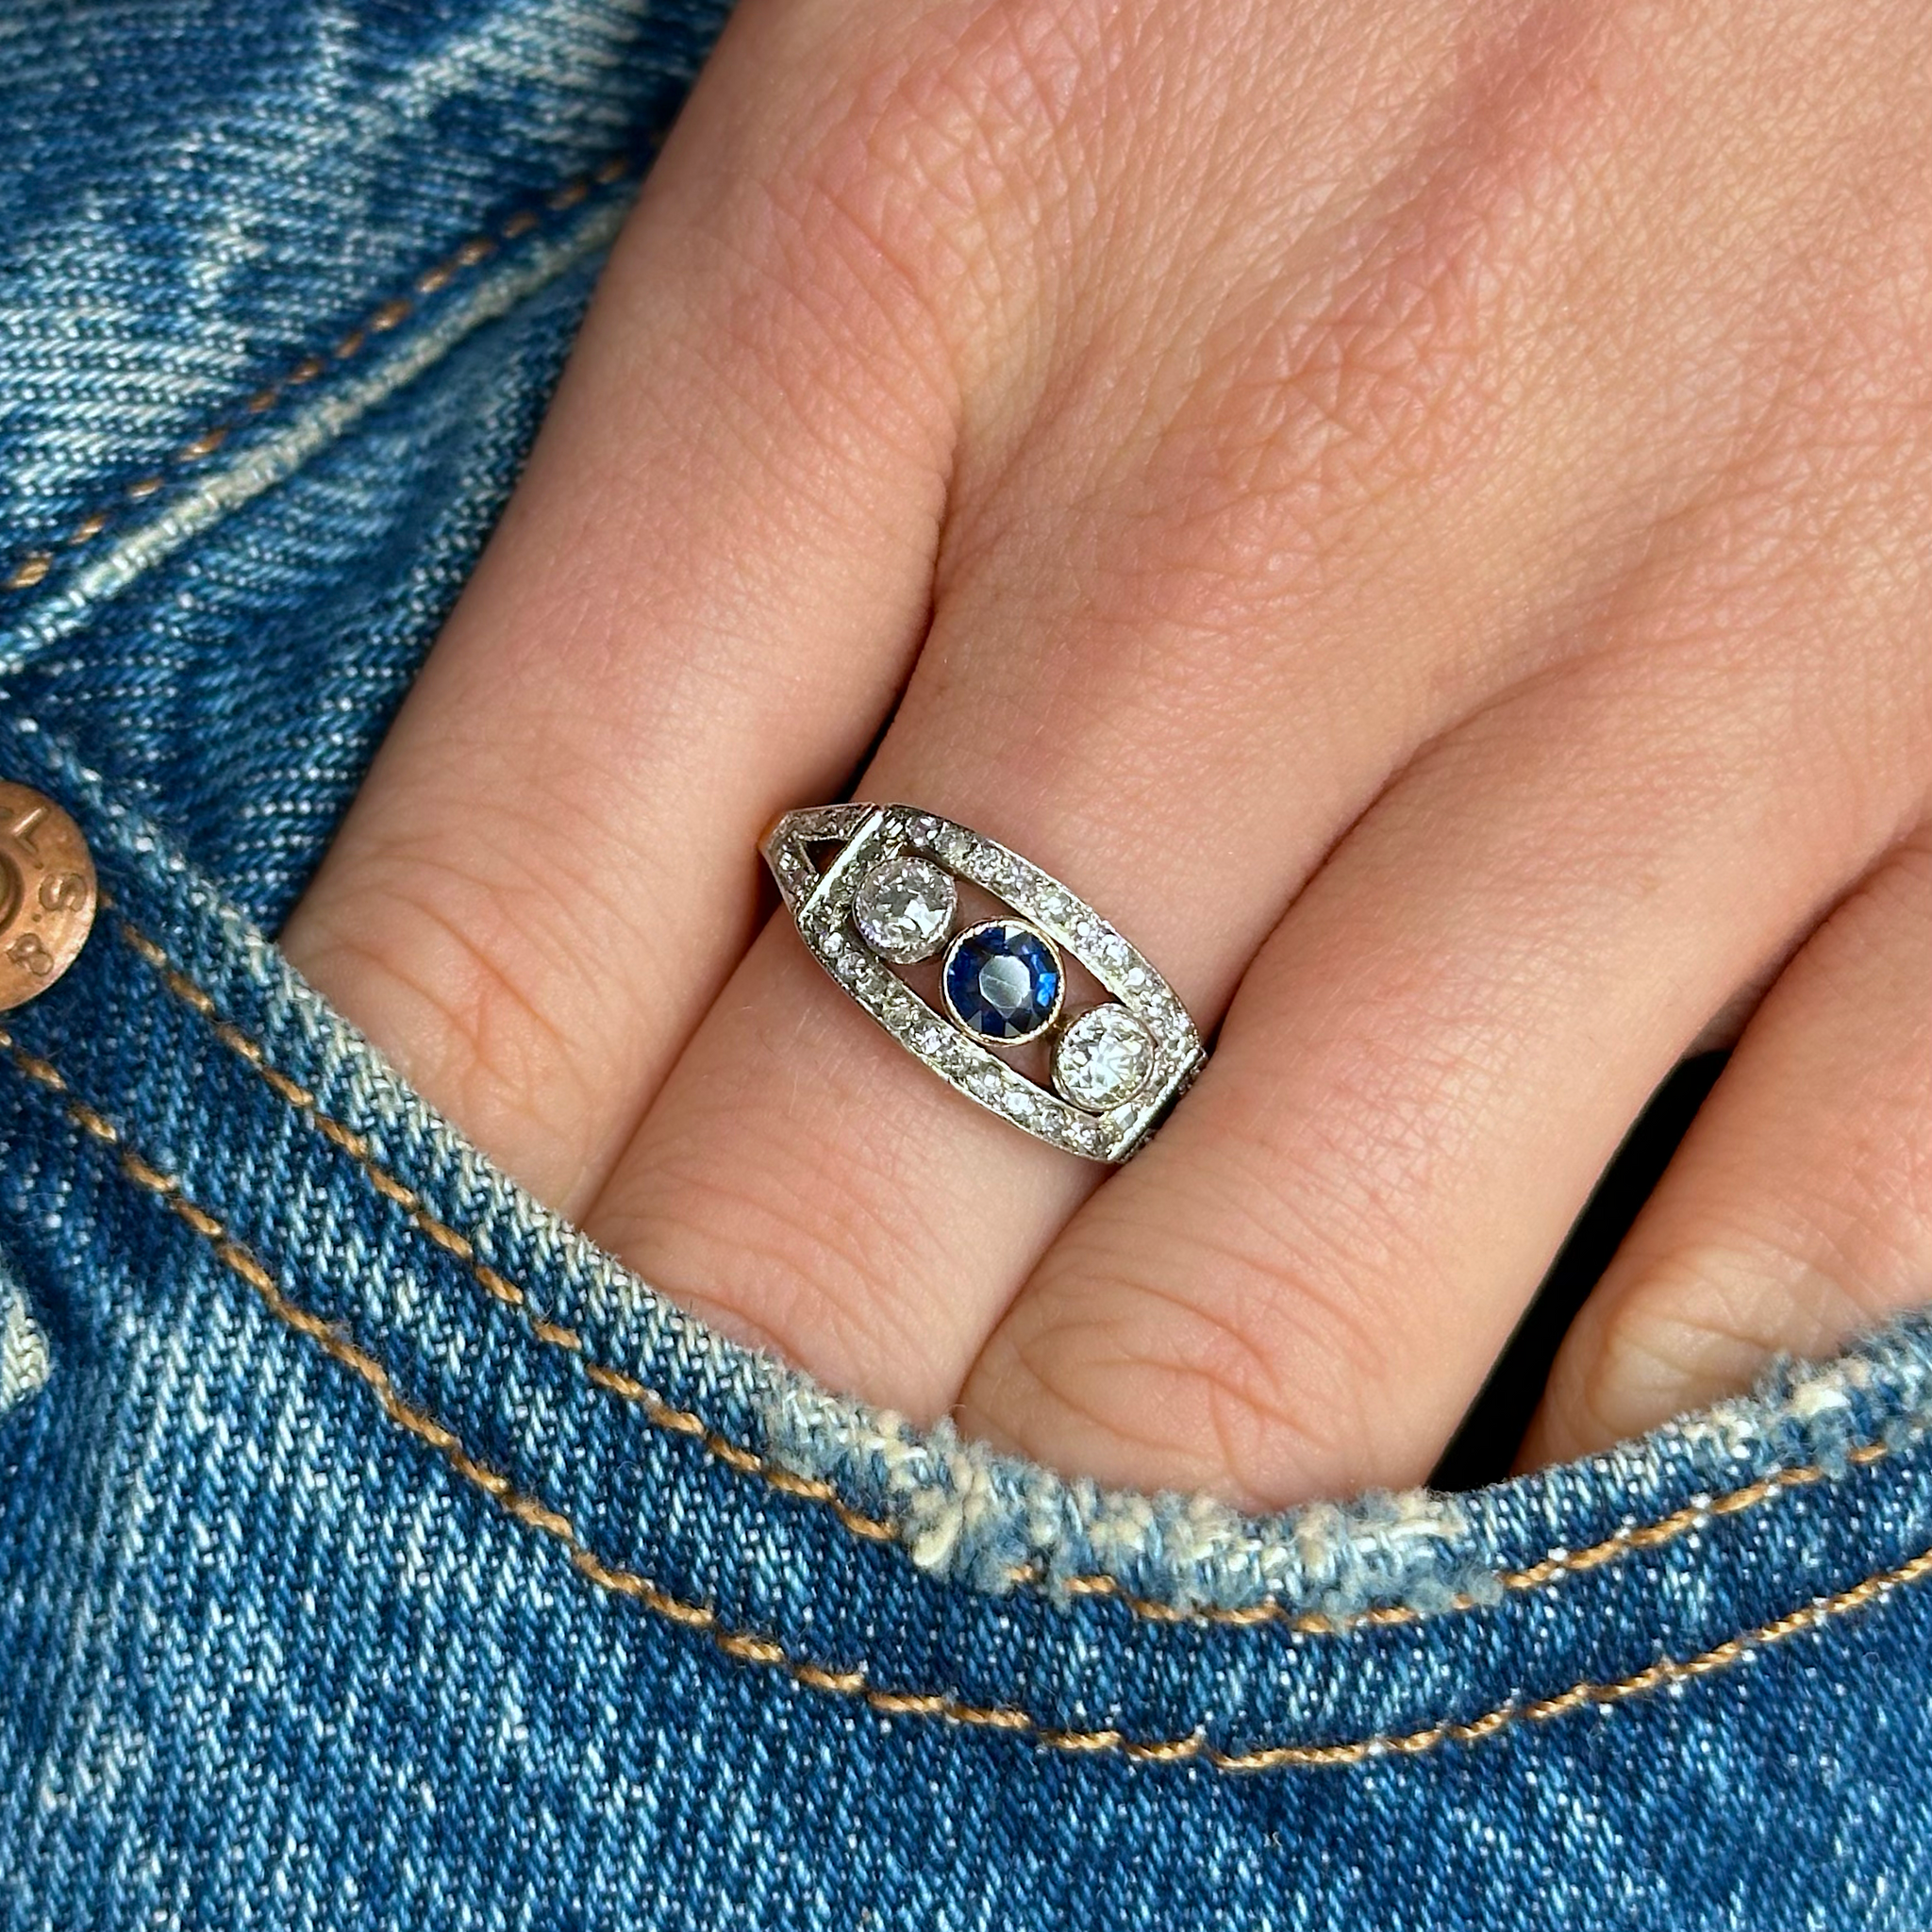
[3, 704, 1930, 1931]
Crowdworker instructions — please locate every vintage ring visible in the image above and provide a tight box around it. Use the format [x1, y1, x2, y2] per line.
[762, 804, 1207, 1162]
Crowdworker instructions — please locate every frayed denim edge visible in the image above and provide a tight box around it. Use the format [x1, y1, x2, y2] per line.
[0, 1243, 50, 1419]
[763, 1315, 1932, 1618]
[5, 704, 1931, 1625]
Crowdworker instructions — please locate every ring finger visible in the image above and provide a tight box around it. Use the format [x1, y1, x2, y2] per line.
[577, 267, 1694, 1415]
[575, 0, 1872, 1416]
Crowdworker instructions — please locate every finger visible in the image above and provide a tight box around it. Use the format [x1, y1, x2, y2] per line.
[281, 1, 961, 1213]
[958, 408, 1932, 1507]
[1524, 826, 1932, 1467]
[572, 420, 1547, 1416]
[574, 0, 1909, 1416]
[574, 291, 1593, 1409]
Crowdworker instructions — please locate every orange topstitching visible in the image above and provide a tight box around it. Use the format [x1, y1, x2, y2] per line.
[0, 153, 636, 598]
[3, 1018, 1929, 1773]
[114, 913, 1907, 1634]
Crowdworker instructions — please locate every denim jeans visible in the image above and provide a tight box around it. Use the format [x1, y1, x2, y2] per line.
[2, 4, 1929, 1927]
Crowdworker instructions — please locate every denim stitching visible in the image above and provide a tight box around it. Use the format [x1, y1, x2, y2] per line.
[0, 153, 639, 600]
[115, 913, 1919, 1633]
[4, 1020, 1930, 1772]
[112, 915, 902, 1549]
[1032, 1445, 1899, 1628]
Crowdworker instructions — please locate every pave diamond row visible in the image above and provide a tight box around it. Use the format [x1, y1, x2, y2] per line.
[818, 924, 1112, 1157]
[901, 813, 1192, 1041]
[764, 804, 1207, 1161]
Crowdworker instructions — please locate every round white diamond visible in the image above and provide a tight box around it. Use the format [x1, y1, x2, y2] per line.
[1052, 1004, 1158, 1113]
[853, 856, 957, 964]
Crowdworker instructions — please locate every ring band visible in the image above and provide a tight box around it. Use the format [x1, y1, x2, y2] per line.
[762, 804, 1207, 1161]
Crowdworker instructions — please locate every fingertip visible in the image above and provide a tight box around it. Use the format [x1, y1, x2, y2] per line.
[1531, 829, 1932, 1463]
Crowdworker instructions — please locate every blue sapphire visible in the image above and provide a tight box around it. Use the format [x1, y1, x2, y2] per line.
[941, 920, 1063, 1044]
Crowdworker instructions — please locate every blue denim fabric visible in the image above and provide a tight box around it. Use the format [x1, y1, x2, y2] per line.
[2, 4, 1930, 1927]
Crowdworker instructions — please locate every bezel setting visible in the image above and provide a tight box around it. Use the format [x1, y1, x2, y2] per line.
[1052, 1002, 1158, 1113]
[853, 854, 957, 964]
[761, 804, 1207, 1162]
[940, 918, 1064, 1045]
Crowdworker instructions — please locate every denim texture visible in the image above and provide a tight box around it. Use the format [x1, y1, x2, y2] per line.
[2, 4, 1930, 1927]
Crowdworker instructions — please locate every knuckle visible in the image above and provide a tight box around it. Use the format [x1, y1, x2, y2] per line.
[620, 1158, 931, 1389]
[1117, 187, 1541, 634]
[822, 0, 1100, 206]
[1002, 1203, 1415, 1507]
[607, 1025, 974, 1413]
[1581, 1217, 1924, 1447]
[1000, 1290, 1365, 1509]
[749, 0, 1123, 351]
[297, 836, 608, 1185]
[617, 5, 1118, 458]
[1576, 1254, 1801, 1444]
[1089, 5, 1657, 635]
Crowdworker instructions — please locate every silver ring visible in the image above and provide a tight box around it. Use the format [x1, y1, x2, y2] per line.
[762, 804, 1207, 1161]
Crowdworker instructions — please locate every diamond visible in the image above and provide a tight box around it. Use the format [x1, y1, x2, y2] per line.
[941, 920, 1063, 1044]
[1052, 1004, 1158, 1112]
[854, 856, 957, 964]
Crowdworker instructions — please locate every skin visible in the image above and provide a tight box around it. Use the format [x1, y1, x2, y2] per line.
[281, 0, 1932, 1508]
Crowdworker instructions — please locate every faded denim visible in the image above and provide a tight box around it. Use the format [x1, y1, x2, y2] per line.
[1, 3, 1929, 1927]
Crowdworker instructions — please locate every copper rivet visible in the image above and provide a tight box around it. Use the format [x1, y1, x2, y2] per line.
[0, 781, 97, 1012]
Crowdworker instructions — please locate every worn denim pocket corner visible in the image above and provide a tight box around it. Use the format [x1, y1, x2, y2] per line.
[0, 1239, 51, 1420]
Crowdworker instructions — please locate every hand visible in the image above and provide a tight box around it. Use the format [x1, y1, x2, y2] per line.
[281, 0, 1932, 1506]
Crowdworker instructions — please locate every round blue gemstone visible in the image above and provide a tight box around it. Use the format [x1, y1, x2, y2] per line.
[942, 921, 1063, 1043]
